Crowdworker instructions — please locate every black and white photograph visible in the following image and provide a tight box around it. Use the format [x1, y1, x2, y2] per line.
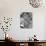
[20, 12, 32, 29]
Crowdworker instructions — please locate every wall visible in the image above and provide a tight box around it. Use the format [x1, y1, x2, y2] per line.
[0, 0, 46, 40]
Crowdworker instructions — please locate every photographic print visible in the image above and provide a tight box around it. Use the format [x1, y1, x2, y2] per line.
[20, 12, 32, 29]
